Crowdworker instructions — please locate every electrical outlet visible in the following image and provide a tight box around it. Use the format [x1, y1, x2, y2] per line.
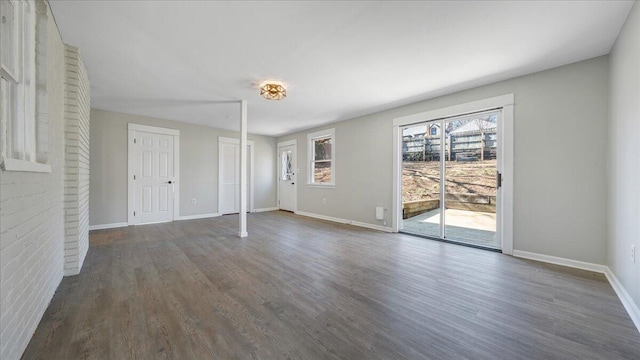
[192, 198, 197, 205]
[322, 198, 326, 205]
[632, 244, 636, 263]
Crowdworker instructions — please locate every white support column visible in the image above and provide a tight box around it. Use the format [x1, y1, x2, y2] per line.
[238, 100, 248, 237]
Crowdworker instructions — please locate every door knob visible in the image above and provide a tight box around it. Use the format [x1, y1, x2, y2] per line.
[291, 182, 295, 185]
[167, 181, 173, 184]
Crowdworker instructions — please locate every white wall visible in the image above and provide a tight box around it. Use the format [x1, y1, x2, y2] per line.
[89, 109, 277, 226]
[608, 1, 640, 312]
[0, 3, 67, 359]
[63, 45, 91, 275]
[279, 56, 609, 265]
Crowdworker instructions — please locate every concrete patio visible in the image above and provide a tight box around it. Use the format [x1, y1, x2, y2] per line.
[401, 208, 499, 248]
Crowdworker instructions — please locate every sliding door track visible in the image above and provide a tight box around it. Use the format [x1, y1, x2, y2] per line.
[399, 231, 502, 253]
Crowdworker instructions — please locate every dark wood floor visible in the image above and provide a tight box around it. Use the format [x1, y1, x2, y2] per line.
[23, 211, 640, 359]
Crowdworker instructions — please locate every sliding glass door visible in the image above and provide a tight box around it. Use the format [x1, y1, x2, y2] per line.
[401, 110, 501, 249]
[401, 122, 442, 238]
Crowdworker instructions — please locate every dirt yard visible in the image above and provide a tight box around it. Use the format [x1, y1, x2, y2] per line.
[403, 160, 497, 202]
[314, 162, 332, 183]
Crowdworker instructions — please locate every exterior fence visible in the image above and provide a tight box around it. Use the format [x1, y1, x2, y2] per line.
[403, 129, 497, 162]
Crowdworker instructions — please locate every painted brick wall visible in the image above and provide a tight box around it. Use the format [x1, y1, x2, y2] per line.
[63, 45, 90, 276]
[0, 2, 67, 360]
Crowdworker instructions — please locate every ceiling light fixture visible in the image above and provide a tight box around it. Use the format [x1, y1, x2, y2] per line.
[259, 81, 287, 101]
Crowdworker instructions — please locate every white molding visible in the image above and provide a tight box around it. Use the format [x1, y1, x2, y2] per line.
[218, 136, 255, 215]
[1, 157, 51, 173]
[277, 139, 297, 148]
[307, 128, 336, 186]
[392, 125, 401, 232]
[127, 123, 179, 136]
[307, 128, 335, 140]
[295, 211, 393, 233]
[604, 268, 640, 333]
[89, 222, 129, 231]
[254, 207, 278, 212]
[393, 94, 515, 127]
[513, 250, 608, 273]
[127, 129, 136, 225]
[174, 136, 181, 222]
[512, 250, 640, 334]
[391, 94, 514, 255]
[176, 213, 220, 221]
[133, 220, 172, 226]
[128, 124, 180, 225]
[277, 141, 298, 212]
[218, 136, 255, 147]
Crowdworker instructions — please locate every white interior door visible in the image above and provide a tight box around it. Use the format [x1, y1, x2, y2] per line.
[219, 138, 253, 215]
[278, 143, 296, 212]
[133, 131, 175, 224]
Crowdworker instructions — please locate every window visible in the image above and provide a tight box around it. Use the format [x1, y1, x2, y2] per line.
[307, 128, 335, 186]
[281, 149, 292, 180]
[430, 126, 437, 136]
[1, 0, 44, 172]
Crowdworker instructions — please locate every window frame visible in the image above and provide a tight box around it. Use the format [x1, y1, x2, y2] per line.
[0, 0, 47, 173]
[307, 128, 335, 187]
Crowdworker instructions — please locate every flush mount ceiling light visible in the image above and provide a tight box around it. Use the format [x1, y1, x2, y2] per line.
[259, 81, 287, 101]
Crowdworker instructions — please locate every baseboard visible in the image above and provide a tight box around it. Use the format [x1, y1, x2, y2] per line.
[253, 207, 278, 213]
[175, 213, 220, 221]
[90, 213, 222, 228]
[295, 211, 393, 233]
[604, 268, 640, 333]
[512, 250, 608, 273]
[89, 222, 128, 231]
[513, 250, 639, 334]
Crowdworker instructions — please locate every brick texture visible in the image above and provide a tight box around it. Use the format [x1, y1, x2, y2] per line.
[0, 2, 86, 359]
[63, 45, 90, 276]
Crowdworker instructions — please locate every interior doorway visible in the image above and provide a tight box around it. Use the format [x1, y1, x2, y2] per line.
[218, 137, 254, 215]
[392, 95, 514, 253]
[277, 140, 297, 212]
[127, 123, 180, 225]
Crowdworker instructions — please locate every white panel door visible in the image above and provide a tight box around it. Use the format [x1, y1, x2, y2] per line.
[219, 140, 252, 215]
[278, 144, 296, 212]
[134, 131, 174, 224]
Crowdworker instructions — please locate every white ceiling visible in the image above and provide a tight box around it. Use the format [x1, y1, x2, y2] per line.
[49, 1, 633, 136]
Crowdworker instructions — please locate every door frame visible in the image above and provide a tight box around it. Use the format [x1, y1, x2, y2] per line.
[218, 136, 255, 214]
[277, 139, 297, 212]
[391, 94, 514, 254]
[127, 123, 181, 225]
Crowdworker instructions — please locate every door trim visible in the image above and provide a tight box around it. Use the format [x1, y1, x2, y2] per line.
[277, 139, 297, 212]
[392, 94, 514, 254]
[218, 136, 255, 215]
[127, 123, 181, 225]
